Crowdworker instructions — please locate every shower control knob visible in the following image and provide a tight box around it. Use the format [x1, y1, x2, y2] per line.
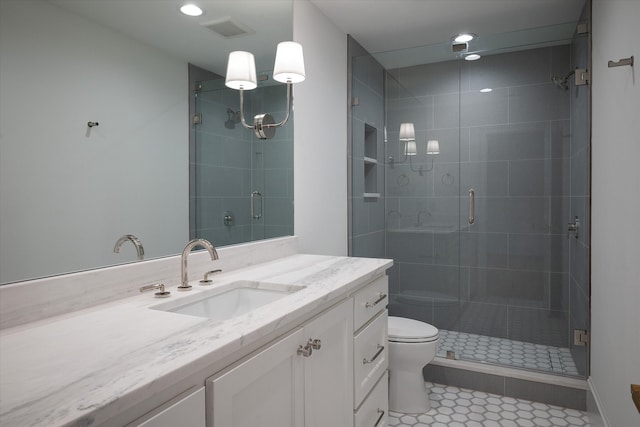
[223, 211, 234, 226]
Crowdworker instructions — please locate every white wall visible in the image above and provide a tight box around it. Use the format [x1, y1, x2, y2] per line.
[0, 0, 189, 283]
[293, 0, 348, 256]
[591, 1, 640, 425]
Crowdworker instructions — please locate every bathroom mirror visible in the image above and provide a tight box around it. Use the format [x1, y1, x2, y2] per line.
[0, 0, 293, 284]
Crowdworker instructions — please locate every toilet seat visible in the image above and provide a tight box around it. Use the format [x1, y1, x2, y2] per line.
[388, 316, 439, 343]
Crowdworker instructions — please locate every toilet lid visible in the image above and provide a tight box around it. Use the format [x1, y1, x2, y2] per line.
[388, 316, 439, 342]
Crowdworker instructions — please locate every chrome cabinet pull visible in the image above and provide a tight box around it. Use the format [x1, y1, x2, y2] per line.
[373, 409, 385, 427]
[251, 191, 263, 219]
[365, 292, 387, 308]
[297, 344, 312, 357]
[363, 344, 385, 364]
[308, 338, 321, 350]
[468, 188, 475, 225]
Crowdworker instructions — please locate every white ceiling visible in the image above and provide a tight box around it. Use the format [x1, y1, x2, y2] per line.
[46, 0, 587, 75]
[47, 0, 293, 76]
[310, 0, 586, 54]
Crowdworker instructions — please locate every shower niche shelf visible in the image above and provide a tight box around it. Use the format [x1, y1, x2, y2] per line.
[363, 124, 379, 198]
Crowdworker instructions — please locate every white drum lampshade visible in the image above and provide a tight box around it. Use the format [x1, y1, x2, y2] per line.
[427, 140, 440, 154]
[273, 41, 306, 84]
[225, 51, 258, 90]
[399, 123, 415, 141]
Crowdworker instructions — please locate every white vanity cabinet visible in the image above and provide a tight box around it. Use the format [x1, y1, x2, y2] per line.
[207, 299, 353, 427]
[129, 387, 206, 427]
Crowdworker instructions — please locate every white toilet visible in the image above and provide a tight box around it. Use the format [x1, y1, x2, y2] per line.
[388, 316, 440, 413]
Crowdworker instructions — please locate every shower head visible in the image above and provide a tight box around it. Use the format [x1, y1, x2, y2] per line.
[551, 70, 575, 91]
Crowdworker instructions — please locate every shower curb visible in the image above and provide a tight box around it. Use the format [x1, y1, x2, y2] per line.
[424, 357, 588, 410]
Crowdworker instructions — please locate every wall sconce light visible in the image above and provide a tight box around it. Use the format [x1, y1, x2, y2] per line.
[225, 41, 305, 139]
[404, 140, 417, 156]
[427, 140, 440, 155]
[399, 123, 417, 156]
[424, 139, 440, 171]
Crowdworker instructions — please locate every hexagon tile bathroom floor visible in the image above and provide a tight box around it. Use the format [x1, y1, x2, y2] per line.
[388, 382, 591, 427]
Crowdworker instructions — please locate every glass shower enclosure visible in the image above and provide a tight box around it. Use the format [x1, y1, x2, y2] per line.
[190, 77, 294, 247]
[349, 17, 590, 379]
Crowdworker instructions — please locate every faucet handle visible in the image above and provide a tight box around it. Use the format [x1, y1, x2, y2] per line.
[139, 283, 171, 298]
[200, 269, 223, 285]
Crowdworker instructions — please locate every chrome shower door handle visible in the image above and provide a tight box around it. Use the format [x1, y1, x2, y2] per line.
[251, 191, 263, 219]
[468, 188, 475, 225]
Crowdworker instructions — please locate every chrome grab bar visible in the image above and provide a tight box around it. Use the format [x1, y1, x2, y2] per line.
[373, 409, 385, 427]
[363, 344, 385, 364]
[251, 191, 263, 219]
[468, 188, 475, 225]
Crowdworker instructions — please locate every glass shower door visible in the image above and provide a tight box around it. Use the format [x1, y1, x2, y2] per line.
[192, 79, 254, 246]
[358, 16, 590, 380]
[246, 83, 295, 242]
[457, 36, 589, 377]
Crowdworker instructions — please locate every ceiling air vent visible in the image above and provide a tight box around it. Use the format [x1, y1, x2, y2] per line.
[200, 17, 254, 38]
[452, 43, 468, 53]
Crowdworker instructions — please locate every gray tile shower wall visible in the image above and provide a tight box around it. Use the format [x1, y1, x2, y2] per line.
[386, 45, 574, 348]
[349, 36, 386, 259]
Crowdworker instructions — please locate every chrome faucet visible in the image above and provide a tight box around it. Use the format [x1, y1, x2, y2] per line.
[113, 234, 145, 260]
[179, 238, 219, 291]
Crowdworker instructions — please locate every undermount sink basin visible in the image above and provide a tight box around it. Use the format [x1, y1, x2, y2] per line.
[150, 280, 304, 321]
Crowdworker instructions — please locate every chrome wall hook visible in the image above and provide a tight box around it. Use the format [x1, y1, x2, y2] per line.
[87, 121, 99, 127]
[608, 56, 634, 68]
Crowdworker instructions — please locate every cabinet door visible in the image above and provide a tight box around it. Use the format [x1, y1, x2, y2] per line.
[208, 328, 305, 427]
[133, 387, 205, 427]
[304, 299, 354, 427]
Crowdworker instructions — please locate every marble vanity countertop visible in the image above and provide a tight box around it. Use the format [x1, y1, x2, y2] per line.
[0, 254, 392, 427]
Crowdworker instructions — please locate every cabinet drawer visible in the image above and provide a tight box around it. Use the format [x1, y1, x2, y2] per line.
[130, 387, 205, 427]
[353, 275, 388, 331]
[354, 371, 388, 427]
[354, 310, 388, 407]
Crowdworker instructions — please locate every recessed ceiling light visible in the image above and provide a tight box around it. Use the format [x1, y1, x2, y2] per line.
[180, 4, 204, 17]
[480, 88, 493, 93]
[465, 54, 481, 61]
[454, 33, 476, 43]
